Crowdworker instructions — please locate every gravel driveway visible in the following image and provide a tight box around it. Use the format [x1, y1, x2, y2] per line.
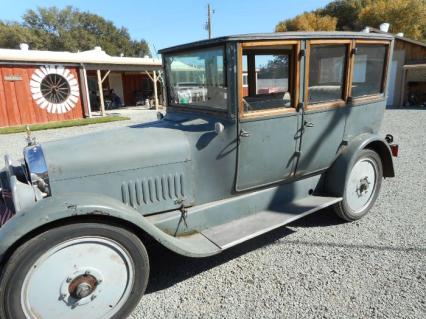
[0, 109, 424, 318]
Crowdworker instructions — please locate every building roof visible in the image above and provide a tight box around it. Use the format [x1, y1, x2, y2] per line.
[0, 46, 162, 67]
[159, 31, 394, 54]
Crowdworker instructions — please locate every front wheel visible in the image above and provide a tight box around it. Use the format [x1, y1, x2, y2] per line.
[333, 149, 383, 221]
[0, 222, 149, 319]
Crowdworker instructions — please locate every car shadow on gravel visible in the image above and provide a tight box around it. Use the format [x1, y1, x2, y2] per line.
[144, 226, 295, 294]
[287, 207, 346, 228]
[145, 207, 344, 294]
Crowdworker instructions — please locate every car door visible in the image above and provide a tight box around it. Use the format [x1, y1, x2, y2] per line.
[236, 40, 302, 191]
[296, 40, 351, 176]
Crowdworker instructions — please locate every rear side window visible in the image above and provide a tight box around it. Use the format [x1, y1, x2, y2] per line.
[242, 50, 293, 112]
[352, 44, 387, 97]
[307, 44, 348, 104]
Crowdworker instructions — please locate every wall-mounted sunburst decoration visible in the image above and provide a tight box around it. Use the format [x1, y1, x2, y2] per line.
[30, 65, 80, 113]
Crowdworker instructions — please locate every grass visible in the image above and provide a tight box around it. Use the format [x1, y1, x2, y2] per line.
[0, 116, 130, 134]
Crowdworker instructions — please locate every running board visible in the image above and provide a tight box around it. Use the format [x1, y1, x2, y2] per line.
[201, 196, 342, 250]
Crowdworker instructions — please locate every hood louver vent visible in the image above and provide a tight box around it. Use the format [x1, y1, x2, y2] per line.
[121, 174, 185, 208]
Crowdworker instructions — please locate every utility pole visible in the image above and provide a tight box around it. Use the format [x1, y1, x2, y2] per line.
[206, 4, 213, 39]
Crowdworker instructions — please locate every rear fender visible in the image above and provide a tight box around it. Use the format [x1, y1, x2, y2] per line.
[325, 133, 395, 197]
[0, 193, 220, 262]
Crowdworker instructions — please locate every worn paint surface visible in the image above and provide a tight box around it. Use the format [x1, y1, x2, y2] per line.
[0, 32, 396, 259]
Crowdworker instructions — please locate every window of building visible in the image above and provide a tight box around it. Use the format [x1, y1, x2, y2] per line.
[307, 44, 348, 104]
[352, 44, 388, 97]
[242, 47, 294, 113]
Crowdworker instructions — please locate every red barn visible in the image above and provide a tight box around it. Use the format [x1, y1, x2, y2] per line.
[0, 45, 162, 128]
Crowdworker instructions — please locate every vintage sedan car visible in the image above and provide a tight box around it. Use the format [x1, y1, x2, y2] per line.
[0, 32, 398, 319]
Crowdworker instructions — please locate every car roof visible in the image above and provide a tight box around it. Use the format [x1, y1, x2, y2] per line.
[159, 31, 394, 54]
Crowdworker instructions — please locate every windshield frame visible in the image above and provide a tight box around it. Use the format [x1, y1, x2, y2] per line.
[163, 45, 229, 114]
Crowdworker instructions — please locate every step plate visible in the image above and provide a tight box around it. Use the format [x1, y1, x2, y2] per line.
[201, 196, 342, 250]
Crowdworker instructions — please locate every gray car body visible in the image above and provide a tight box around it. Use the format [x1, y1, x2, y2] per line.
[0, 32, 395, 260]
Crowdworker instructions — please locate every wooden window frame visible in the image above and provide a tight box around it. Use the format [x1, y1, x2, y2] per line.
[348, 40, 391, 103]
[238, 40, 300, 119]
[305, 39, 353, 111]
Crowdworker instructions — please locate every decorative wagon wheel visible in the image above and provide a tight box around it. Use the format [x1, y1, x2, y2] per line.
[30, 65, 80, 114]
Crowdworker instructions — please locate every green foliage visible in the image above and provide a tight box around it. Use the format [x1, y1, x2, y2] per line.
[275, 0, 426, 42]
[0, 6, 150, 57]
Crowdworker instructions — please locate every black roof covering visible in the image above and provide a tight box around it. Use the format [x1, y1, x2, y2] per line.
[159, 31, 394, 54]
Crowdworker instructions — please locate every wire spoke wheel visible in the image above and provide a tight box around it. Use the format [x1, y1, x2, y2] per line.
[40, 74, 71, 104]
[30, 65, 80, 113]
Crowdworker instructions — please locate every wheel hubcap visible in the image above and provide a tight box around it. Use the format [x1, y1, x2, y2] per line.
[21, 237, 135, 319]
[346, 158, 377, 213]
[68, 273, 98, 299]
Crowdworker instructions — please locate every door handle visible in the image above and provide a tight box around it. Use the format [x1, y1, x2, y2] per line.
[304, 121, 315, 127]
[239, 129, 251, 137]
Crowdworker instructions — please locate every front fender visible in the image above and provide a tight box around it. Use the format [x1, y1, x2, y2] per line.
[325, 133, 395, 197]
[0, 193, 220, 261]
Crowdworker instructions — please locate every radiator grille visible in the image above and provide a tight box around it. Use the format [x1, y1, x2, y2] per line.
[121, 174, 185, 207]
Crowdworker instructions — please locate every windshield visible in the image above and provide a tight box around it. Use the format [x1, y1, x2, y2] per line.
[164, 46, 227, 110]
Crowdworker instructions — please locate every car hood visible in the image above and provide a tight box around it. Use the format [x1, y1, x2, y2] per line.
[42, 120, 191, 182]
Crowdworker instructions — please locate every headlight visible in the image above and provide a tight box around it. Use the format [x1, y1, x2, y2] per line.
[24, 144, 51, 197]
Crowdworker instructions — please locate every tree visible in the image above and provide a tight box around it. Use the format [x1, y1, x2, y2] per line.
[0, 6, 150, 57]
[358, 0, 426, 41]
[275, 12, 337, 32]
[258, 56, 289, 79]
[318, 0, 367, 31]
[275, 0, 426, 42]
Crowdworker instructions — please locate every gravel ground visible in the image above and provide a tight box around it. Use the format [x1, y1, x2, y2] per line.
[0, 109, 425, 318]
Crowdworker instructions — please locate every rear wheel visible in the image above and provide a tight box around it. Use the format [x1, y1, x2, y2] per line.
[0, 222, 149, 319]
[333, 149, 383, 221]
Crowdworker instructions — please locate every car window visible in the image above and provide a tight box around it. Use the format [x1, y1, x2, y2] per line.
[308, 44, 348, 104]
[242, 49, 293, 112]
[352, 44, 387, 97]
[164, 46, 227, 110]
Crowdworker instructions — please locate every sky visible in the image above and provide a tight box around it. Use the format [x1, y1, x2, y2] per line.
[0, 0, 331, 55]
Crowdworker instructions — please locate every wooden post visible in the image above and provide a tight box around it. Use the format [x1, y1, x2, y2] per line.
[153, 71, 159, 111]
[80, 65, 92, 118]
[145, 70, 160, 110]
[399, 67, 406, 107]
[97, 69, 106, 116]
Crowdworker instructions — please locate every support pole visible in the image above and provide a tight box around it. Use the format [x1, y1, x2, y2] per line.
[145, 71, 159, 110]
[153, 71, 159, 110]
[97, 69, 106, 116]
[81, 65, 92, 118]
[399, 67, 406, 107]
[207, 4, 212, 39]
